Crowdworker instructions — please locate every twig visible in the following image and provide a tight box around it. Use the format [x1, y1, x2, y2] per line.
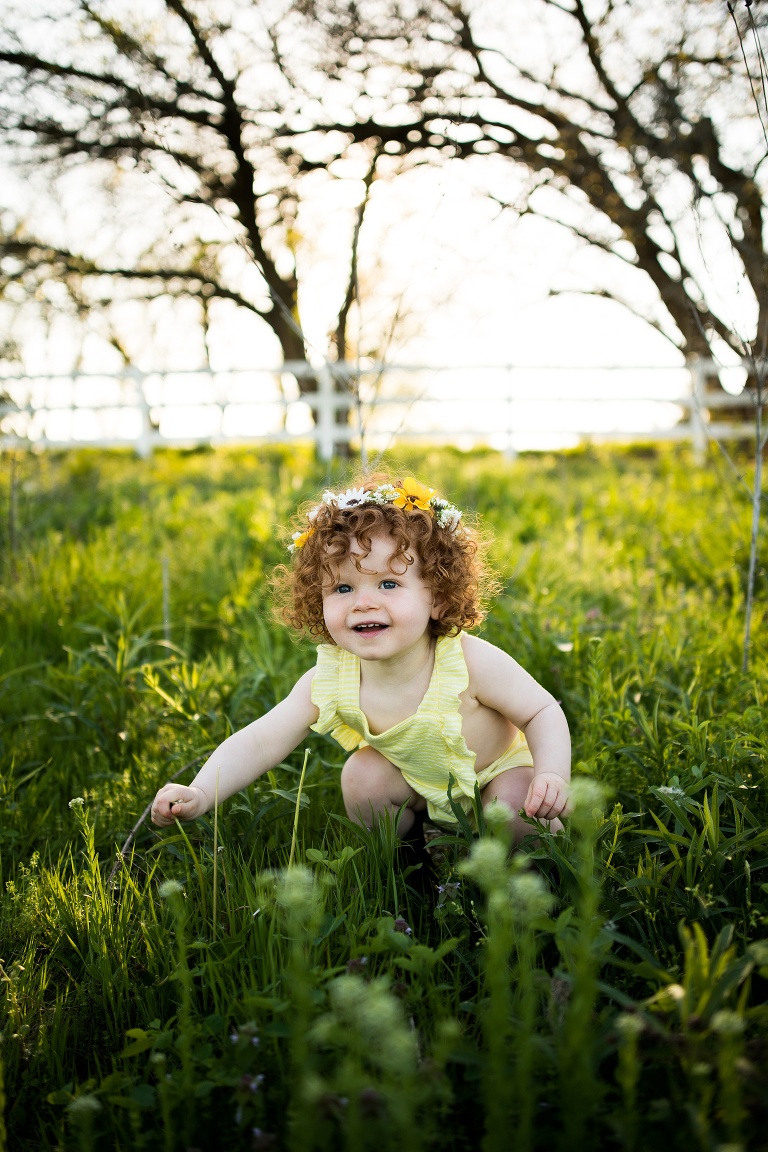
[106, 754, 205, 883]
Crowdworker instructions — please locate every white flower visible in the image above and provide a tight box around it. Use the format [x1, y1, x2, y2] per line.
[711, 1010, 745, 1036]
[336, 487, 368, 509]
[68, 1095, 102, 1116]
[158, 879, 184, 899]
[68, 797, 85, 809]
[369, 483, 399, 504]
[436, 504, 462, 531]
[321, 490, 337, 505]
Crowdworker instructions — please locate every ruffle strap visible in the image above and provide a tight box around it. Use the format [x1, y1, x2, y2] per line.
[310, 645, 366, 751]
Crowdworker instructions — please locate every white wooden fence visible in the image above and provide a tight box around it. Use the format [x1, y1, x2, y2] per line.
[0, 358, 762, 460]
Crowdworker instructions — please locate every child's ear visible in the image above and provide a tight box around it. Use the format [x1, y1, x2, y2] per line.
[431, 594, 447, 620]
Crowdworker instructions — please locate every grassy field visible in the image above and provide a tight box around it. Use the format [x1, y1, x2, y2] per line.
[0, 443, 767, 1151]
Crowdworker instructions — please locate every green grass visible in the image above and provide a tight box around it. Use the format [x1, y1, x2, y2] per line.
[0, 443, 767, 1151]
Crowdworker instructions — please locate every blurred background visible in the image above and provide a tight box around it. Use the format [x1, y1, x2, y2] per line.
[0, 0, 765, 456]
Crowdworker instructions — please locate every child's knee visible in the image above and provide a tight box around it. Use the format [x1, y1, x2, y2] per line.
[482, 766, 533, 812]
[340, 748, 422, 829]
[341, 747, 380, 795]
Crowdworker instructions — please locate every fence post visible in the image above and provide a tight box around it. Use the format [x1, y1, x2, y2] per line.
[132, 369, 153, 459]
[688, 357, 708, 463]
[505, 365, 517, 460]
[315, 365, 336, 461]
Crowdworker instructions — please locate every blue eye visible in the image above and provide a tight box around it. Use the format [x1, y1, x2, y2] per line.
[336, 583, 353, 594]
[380, 580, 398, 590]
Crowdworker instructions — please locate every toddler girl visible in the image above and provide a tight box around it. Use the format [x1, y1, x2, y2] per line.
[151, 474, 570, 839]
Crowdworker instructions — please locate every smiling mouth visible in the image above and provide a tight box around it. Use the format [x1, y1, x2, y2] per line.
[353, 623, 388, 632]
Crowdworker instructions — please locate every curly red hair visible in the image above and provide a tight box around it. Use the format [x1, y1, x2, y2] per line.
[272, 474, 498, 642]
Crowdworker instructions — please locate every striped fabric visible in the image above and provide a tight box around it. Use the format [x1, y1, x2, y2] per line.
[310, 632, 532, 826]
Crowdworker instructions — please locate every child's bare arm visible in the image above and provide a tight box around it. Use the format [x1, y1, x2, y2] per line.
[462, 634, 571, 820]
[151, 669, 318, 826]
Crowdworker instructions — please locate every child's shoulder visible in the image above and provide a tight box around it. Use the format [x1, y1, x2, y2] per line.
[459, 631, 521, 681]
[460, 630, 504, 661]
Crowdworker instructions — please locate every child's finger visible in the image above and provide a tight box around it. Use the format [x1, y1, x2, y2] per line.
[525, 780, 566, 819]
[524, 779, 552, 817]
[152, 785, 189, 825]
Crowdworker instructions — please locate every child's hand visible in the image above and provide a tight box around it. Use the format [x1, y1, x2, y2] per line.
[523, 771, 570, 821]
[151, 784, 208, 826]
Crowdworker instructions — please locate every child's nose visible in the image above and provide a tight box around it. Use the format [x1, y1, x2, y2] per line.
[353, 586, 380, 609]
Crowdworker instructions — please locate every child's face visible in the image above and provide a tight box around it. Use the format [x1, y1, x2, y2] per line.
[321, 531, 443, 660]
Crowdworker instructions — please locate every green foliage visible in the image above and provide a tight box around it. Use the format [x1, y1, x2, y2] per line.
[0, 444, 767, 1150]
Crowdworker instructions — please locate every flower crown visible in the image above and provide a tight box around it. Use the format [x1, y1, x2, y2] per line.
[288, 477, 462, 552]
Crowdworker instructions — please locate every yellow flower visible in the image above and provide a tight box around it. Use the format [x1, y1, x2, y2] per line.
[392, 477, 434, 511]
[289, 527, 315, 552]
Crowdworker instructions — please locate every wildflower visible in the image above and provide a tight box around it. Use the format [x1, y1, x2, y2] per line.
[459, 838, 508, 890]
[346, 955, 369, 974]
[68, 797, 85, 809]
[568, 777, 608, 818]
[324, 976, 418, 1072]
[392, 476, 434, 511]
[67, 1094, 102, 1116]
[239, 1073, 265, 1094]
[432, 499, 462, 530]
[275, 866, 317, 920]
[158, 879, 183, 899]
[368, 483, 400, 504]
[509, 868, 553, 920]
[288, 527, 314, 553]
[336, 486, 367, 508]
[393, 917, 412, 935]
[711, 1010, 745, 1036]
[615, 1012, 645, 1038]
[656, 785, 686, 798]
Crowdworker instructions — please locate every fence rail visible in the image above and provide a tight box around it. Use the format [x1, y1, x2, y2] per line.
[0, 358, 762, 459]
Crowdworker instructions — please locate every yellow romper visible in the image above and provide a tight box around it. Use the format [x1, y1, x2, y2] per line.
[310, 632, 533, 826]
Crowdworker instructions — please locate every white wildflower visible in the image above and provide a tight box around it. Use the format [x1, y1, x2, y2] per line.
[369, 484, 399, 504]
[432, 498, 461, 530]
[158, 879, 184, 899]
[711, 1010, 745, 1036]
[616, 1012, 644, 1039]
[275, 866, 317, 919]
[67, 1094, 102, 1116]
[68, 797, 85, 809]
[509, 868, 553, 919]
[336, 487, 368, 508]
[568, 777, 608, 817]
[459, 838, 508, 890]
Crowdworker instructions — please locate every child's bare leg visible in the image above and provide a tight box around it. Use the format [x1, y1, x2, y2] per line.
[341, 746, 426, 835]
[482, 767, 564, 844]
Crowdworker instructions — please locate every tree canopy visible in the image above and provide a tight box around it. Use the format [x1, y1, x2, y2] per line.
[0, 0, 414, 381]
[1, 0, 766, 384]
[294, 0, 767, 363]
